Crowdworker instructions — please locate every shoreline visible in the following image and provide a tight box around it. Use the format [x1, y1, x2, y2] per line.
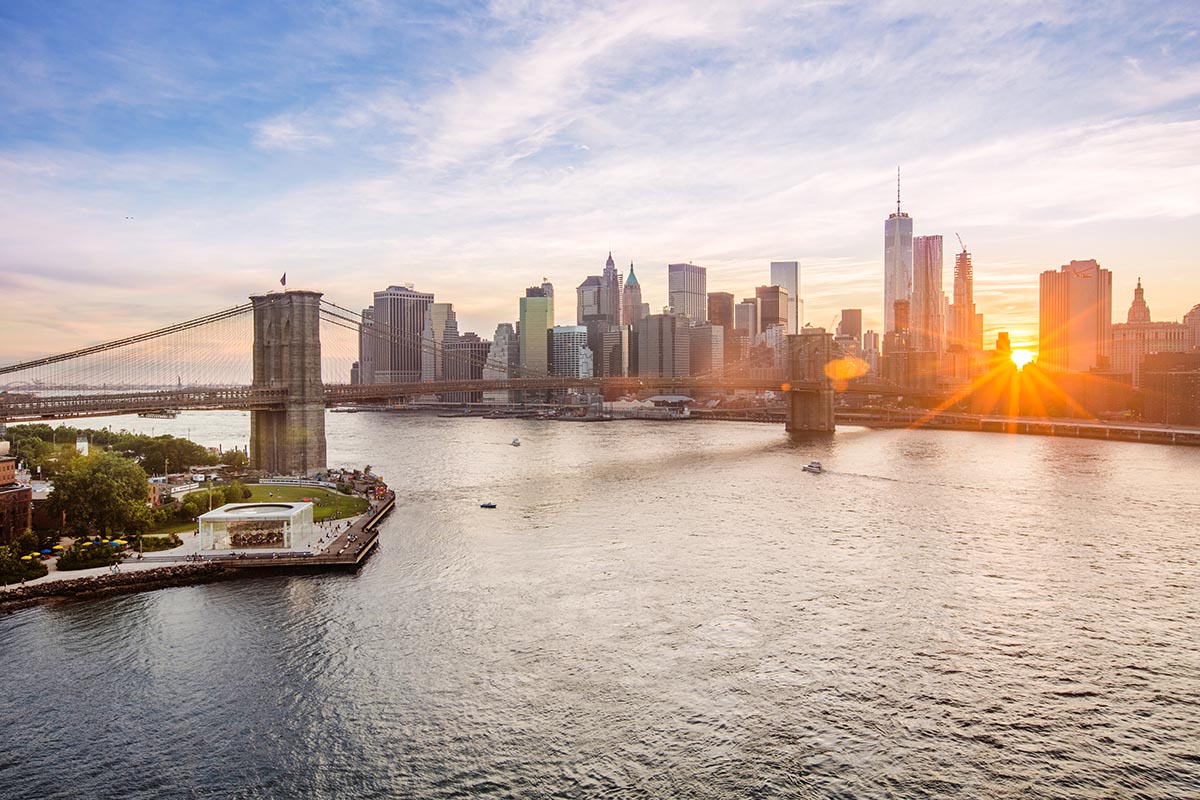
[0, 562, 240, 615]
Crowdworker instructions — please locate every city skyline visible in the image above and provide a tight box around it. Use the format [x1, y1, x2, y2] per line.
[1, 1, 1198, 362]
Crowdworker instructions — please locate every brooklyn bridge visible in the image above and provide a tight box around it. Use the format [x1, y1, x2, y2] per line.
[1, 290, 912, 473]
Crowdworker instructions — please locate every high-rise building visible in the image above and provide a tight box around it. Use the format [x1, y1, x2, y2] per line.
[482, 323, 519, 404]
[371, 285, 434, 383]
[862, 330, 881, 374]
[550, 326, 593, 379]
[1110, 279, 1189, 386]
[755, 285, 789, 332]
[1184, 303, 1200, 348]
[1038, 260, 1113, 373]
[443, 332, 491, 403]
[951, 247, 983, 353]
[601, 326, 630, 377]
[668, 263, 707, 321]
[735, 298, 760, 339]
[576, 276, 603, 323]
[519, 284, 554, 375]
[838, 309, 863, 343]
[637, 313, 690, 377]
[911, 235, 944, 352]
[601, 252, 623, 326]
[689, 323, 724, 377]
[623, 263, 650, 327]
[769, 261, 800, 334]
[884, 171, 913, 335]
[429, 302, 460, 380]
[707, 292, 735, 334]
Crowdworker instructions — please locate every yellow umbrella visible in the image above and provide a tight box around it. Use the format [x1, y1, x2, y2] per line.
[81, 541, 93, 546]
[112, 539, 127, 545]
[52, 545, 64, 550]
[20, 555, 32, 561]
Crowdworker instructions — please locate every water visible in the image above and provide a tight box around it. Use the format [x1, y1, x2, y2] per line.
[2, 414, 1198, 799]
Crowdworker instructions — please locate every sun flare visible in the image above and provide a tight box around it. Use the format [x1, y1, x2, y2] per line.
[1010, 349, 1035, 369]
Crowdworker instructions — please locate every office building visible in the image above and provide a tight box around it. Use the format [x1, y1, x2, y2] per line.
[1110, 279, 1189, 386]
[637, 313, 690, 377]
[708, 292, 735, 334]
[1185, 303, 1200, 348]
[884, 173, 913, 334]
[668, 263, 707, 321]
[428, 302, 459, 380]
[735, 298, 760, 339]
[755, 285, 789, 332]
[769, 261, 800, 334]
[951, 248, 983, 353]
[443, 332, 491, 403]
[1038, 260, 1113, 372]
[370, 285, 434, 383]
[838, 309, 863, 343]
[519, 284, 554, 375]
[601, 326, 630, 377]
[550, 326, 593, 379]
[482, 323, 519, 404]
[1142, 352, 1200, 425]
[689, 323, 724, 377]
[601, 252, 623, 325]
[623, 263, 650, 327]
[862, 330, 881, 374]
[911, 235, 944, 352]
[577, 276, 602, 323]
[354, 307, 376, 384]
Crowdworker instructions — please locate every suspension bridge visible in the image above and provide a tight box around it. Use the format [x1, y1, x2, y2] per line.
[1, 290, 911, 473]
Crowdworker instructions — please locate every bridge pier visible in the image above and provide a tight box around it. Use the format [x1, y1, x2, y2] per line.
[785, 333, 835, 433]
[249, 290, 327, 475]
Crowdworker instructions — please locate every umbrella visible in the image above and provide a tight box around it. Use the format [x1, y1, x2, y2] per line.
[81, 541, 93, 546]
[40, 549, 51, 554]
[20, 555, 32, 561]
[52, 545, 64, 550]
[112, 539, 127, 545]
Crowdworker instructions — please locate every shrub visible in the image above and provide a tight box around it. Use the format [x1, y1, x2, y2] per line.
[56, 541, 124, 571]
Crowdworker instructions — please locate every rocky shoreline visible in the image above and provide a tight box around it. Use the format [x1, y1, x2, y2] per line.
[0, 563, 240, 614]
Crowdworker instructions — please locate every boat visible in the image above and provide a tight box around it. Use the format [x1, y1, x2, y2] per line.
[480, 502, 497, 509]
[138, 409, 179, 419]
[511, 438, 521, 447]
[803, 461, 823, 474]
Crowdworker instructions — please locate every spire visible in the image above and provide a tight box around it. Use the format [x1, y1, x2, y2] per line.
[896, 166, 901, 215]
[605, 251, 615, 269]
[1127, 277, 1151, 324]
[625, 262, 639, 287]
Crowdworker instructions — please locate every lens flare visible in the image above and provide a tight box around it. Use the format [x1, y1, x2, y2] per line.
[1010, 349, 1034, 369]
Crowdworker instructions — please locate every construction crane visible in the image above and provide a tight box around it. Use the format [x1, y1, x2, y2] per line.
[956, 232, 967, 254]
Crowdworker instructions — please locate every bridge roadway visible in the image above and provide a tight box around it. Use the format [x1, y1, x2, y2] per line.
[0, 377, 907, 423]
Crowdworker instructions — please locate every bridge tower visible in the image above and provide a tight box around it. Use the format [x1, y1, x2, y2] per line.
[784, 333, 836, 432]
[249, 290, 327, 475]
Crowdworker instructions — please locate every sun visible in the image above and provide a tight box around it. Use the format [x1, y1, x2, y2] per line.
[1010, 349, 1035, 369]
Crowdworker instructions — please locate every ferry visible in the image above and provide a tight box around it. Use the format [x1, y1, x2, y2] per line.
[803, 461, 824, 474]
[480, 502, 497, 509]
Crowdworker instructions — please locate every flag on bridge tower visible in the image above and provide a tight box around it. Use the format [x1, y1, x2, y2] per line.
[280, 272, 287, 287]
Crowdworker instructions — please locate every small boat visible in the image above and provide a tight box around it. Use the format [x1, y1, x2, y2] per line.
[803, 461, 823, 474]
[480, 502, 497, 509]
[511, 438, 521, 447]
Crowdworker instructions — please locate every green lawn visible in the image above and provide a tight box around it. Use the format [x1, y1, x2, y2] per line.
[243, 485, 368, 522]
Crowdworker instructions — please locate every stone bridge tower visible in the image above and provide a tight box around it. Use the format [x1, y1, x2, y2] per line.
[249, 290, 327, 475]
[784, 333, 835, 432]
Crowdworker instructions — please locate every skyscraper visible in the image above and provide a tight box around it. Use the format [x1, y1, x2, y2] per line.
[429, 302, 460, 380]
[838, 309, 863, 343]
[769, 261, 800, 334]
[689, 323, 724, 377]
[1038, 260, 1113, 372]
[707, 292, 735, 334]
[884, 171, 913, 335]
[755, 285, 789, 332]
[734, 298, 760, 339]
[951, 247, 982, 353]
[600, 252, 623, 326]
[482, 323, 519, 404]
[443, 332, 491, 403]
[371, 285, 434, 383]
[550, 326, 593, 379]
[637, 313, 690, 377]
[519, 284, 554, 375]
[355, 307, 376, 384]
[1110, 279, 1189, 386]
[576, 276, 602, 323]
[668, 263, 707, 321]
[911, 235, 944, 352]
[623, 263, 649, 327]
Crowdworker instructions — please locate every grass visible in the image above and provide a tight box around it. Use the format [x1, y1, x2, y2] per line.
[242, 485, 368, 522]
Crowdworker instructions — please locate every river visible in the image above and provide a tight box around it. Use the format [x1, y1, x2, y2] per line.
[1, 413, 1198, 799]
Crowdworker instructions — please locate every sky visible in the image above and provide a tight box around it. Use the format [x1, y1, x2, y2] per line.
[1, 0, 1198, 362]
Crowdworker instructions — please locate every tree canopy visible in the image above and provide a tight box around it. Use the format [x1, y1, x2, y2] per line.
[47, 451, 153, 536]
[4, 424, 219, 477]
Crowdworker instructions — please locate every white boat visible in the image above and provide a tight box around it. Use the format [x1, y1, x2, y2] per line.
[511, 438, 521, 447]
[803, 461, 823, 474]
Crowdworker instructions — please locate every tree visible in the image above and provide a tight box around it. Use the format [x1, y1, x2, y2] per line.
[220, 450, 248, 469]
[48, 451, 153, 536]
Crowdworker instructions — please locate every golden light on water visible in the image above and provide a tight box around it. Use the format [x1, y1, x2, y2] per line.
[1010, 349, 1035, 369]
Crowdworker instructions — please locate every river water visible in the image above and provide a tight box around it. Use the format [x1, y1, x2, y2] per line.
[2, 413, 1198, 799]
